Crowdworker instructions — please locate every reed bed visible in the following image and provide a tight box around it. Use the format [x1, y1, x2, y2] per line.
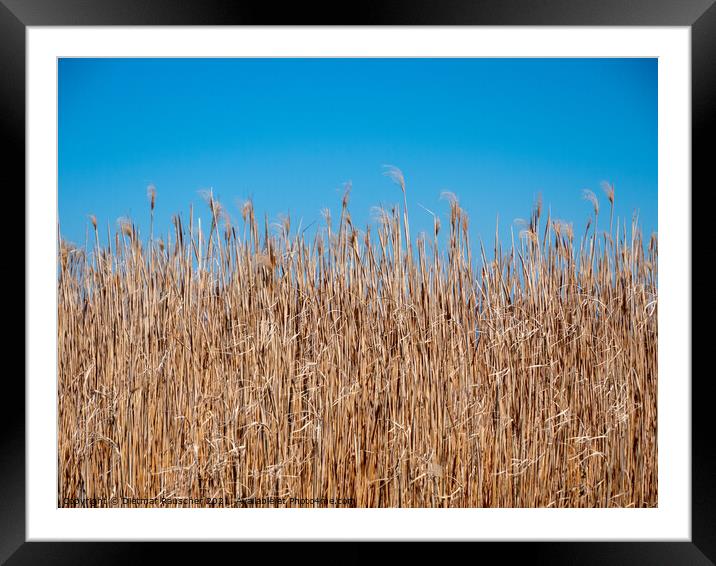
[58, 172, 657, 507]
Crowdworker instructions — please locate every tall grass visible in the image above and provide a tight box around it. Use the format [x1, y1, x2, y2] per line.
[58, 172, 657, 507]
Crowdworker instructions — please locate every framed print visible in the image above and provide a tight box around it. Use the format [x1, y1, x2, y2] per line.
[7, 0, 711, 563]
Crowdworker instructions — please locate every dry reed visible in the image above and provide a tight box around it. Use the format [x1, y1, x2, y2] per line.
[58, 173, 657, 508]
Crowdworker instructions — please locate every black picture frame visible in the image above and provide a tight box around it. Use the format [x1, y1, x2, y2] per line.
[7, 1, 711, 563]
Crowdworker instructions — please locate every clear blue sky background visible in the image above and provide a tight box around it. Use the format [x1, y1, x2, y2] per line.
[58, 58, 657, 249]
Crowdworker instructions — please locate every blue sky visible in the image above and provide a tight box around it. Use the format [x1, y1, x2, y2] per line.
[58, 58, 657, 249]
